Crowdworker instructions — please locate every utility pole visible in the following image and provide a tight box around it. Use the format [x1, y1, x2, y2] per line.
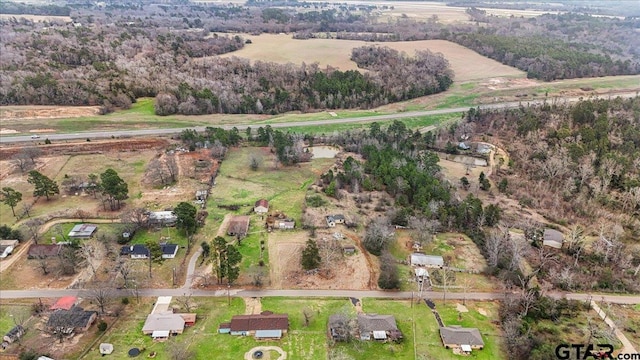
[227, 284, 231, 306]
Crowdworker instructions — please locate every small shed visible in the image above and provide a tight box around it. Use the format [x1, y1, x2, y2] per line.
[68, 224, 97, 239]
[542, 229, 564, 249]
[343, 245, 356, 255]
[254, 199, 269, 214]
[3, 325, 25, 343]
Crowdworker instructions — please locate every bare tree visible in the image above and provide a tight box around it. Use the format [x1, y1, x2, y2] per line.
[87, 285, 115, 314]
[318, 237, 343, 272]
[12, 152, 32, 173]
[175, 293, 195, 312]
[408, 216, 439, 245]
[165, 153, 179, 183]
[302, 307, 313, 327]
[210, 140, 227, 159]
[485, 228, 507, 268]
[249, 152, 263, 171]
[24, 218, 43, 243]
[167, 339, 194, 360]
[147, 157, 169, 186]
[36, 256, 50, 275]
[120, 207, 148, 230]
[23, 147, 43, 165]
[116, 260, 133, 288]
[58, 246, 85, 276]
[81, 244, 98, 278]
[21, 202, 33, 218]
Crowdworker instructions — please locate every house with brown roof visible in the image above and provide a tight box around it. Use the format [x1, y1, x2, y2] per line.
[28, 244, 63, 258]
[440, 326, 484, 353]
[357, 314, 402, 342]
[224, 312, 289, 339]
[227, 216, 250, 237]
[254, 199, 269, 214]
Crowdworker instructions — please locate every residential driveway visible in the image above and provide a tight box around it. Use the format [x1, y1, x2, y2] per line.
[244, 346, 286, 360]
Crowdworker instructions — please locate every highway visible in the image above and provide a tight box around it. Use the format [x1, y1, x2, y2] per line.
[3, 93, 636, 144]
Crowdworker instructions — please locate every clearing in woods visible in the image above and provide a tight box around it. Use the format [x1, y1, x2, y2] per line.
[216, 34, 525, 82]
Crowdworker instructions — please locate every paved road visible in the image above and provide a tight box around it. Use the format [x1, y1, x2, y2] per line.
[1, 288, 638, 304]
[2, 93, 637, 144]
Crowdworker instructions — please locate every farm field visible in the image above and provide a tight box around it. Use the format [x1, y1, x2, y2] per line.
[217, 34, 525, 82]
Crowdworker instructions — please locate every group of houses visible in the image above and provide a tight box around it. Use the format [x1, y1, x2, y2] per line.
[3, 296, 99, 351]
[141, 296, 196, 341]
[328, 313, 403, 343]
[255, 199, 296, 231]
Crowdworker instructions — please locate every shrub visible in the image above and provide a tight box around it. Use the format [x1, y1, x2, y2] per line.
[97, 320, 107, 332]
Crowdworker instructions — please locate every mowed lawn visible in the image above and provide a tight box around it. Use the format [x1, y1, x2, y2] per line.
[82, 297, 245, 360]
[330, 298, 503, 360]
[217, 34, 525, 82]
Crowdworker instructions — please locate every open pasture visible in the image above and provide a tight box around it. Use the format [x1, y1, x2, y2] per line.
[217, 34, 525, 82]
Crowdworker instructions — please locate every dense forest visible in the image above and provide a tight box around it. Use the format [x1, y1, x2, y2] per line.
[1, 0, 638, 109]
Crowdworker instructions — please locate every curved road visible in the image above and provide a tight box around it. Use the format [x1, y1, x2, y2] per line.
[2, 93, 637, 144]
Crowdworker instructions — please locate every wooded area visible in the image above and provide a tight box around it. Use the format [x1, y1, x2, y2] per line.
[1, 0, 638, 112]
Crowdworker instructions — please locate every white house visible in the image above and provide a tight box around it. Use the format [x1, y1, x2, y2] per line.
[254, 199, 269, 214]
[410, 253, 444, 268]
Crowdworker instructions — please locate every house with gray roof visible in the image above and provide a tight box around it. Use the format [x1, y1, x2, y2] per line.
[46, 307, 97, 335]
[410, 253, 444, 268]
[357, 314, 402, 342]
[68, 224, 97, 239]
[440, 326, 484, 352]
[542, 229, 564, 249]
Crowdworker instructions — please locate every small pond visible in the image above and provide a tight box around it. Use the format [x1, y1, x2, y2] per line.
[309, 146, 340, 159]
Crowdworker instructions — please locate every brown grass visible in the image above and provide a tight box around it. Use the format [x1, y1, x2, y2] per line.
[215, 34, 525, 82]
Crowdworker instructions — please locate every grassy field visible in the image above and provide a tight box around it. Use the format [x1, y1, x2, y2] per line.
[81, 297, 245, 360]
[332, 298, 504, 360]
[217, 35, 525, 82]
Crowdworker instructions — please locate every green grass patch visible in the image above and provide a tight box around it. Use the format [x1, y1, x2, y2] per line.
[83, 297, 245, 360]
[130, 227, 189, 248]
[119, 98, 156, 116]
[435, 94, 480, 110]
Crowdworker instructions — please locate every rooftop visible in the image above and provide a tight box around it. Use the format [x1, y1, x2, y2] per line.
[50, 296, 78, 311]
[68, 224, 97, 238]
[229, 313, 289, 332]
[358, 314, 398, 333]
[410, 253, 444, 267]
[440, 326, 484, 347]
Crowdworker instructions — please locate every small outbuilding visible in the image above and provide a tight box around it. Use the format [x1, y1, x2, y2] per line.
[3, 325, 25, 343]
[68, 224, 97, 239]
[254, 199, 269, 214]
[160, 243, 179, 259]
[542, 229, 564, 249]
[0, 240, 19, 259]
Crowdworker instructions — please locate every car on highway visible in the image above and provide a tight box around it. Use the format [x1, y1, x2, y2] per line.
[30, 134, 40, 139]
